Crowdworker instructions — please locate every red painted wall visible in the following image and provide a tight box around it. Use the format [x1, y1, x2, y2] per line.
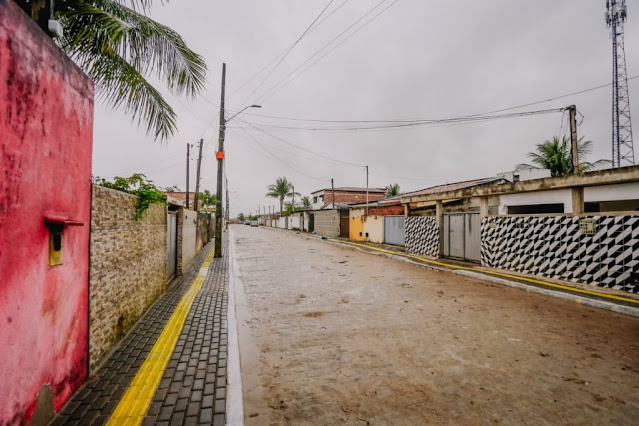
[0, 1, 94, 423]
[367, 205, 405, 216]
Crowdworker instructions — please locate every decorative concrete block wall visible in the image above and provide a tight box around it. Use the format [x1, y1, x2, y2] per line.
[481, 215, 639, 293]
[405, 217, 439, 257]
[89, 185, 167, 368]
[313, 210, 340, 237]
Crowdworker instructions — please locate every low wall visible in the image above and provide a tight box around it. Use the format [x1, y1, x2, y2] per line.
[314, 210, 340, 237]
[289, 215, 301, 230]
[405, 217, 439, 257]
[89, 186, 167, 368]
[481, 215, 639, 293]
[364, 215, 384, 243]
[181, 209, 197, 273]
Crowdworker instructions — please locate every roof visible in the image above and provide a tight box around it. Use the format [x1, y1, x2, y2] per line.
[380, 177, 504, 203]
[311, 187, 385, 194]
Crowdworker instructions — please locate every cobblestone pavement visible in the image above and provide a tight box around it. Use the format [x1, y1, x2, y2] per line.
[52, 238, 229, 426]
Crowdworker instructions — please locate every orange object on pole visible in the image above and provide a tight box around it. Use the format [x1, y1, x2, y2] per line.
[216, 151, 224, 160]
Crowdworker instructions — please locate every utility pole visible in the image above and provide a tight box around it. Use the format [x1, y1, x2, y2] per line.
[214, 63, 226, 258]
[225, 178, 229, 230]
[365, 166, 369, 215]
[292, 185, 295, 208]
[568, 105, 579, 173]
[186, 143, 191, 209]
[331, 178, 335, 209]
[194, 138, 203, 212]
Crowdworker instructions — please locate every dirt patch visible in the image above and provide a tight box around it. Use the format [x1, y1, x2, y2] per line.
[302, 311, 324, 318]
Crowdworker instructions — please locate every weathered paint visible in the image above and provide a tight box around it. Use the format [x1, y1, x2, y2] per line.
[363, 215, 384, 244]
[0, 1, 94, 423]
[349, 208, 365, 241]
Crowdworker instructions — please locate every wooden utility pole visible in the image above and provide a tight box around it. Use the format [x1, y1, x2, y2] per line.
[365, 166, 369, 215]
[186, 143, 191, 209]
[568, 105, 579, 173]
[331, 178, 335, 209]
[193, 138, 203, 212]
[214, 63, 226, 257]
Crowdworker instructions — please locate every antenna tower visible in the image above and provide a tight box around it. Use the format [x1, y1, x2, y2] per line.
[606, 0, 634, 167]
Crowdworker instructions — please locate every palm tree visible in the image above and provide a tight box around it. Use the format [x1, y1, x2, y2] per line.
[300, 196, 312, 209]
[266, 177, 297, 214]
[199, 190, 217, 209]
[17, 0, 206, 140]
[385, 183, 401, 197]
[516, 136, 611, 177]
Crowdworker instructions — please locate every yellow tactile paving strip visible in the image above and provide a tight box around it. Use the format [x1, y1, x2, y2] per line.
[106, 250, 215, 426]
[338, 240, 639, 306]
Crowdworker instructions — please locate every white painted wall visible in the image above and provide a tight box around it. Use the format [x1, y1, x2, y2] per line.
[364, 215, 384, 243]
[311, 191, 325, 210]
[288, 215, 301, 230]
[498, 182, 639, 214]
[182, 209, 197, 267]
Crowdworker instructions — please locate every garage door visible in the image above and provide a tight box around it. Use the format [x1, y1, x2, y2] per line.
[384, 216, 405, 246]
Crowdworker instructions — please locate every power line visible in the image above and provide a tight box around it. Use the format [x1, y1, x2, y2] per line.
[253, 0, 393, 103]
[231, 127, 329, 182]
[242, 0, 336, 105]
[258, 0, 401, 104]
[243, 74, 639, 125]
[227, 0, 353, 100]
[238, 118, 365, 167]
[241, 107, 564, 132]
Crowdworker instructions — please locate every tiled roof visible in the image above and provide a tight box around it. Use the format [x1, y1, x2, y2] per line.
[311, 187, 385, 194]
[380, 177, 504, 203]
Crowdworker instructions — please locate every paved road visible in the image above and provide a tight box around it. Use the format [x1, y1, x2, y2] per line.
[231, 225, 639, 425]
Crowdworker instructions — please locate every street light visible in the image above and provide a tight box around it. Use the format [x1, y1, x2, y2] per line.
[214, 63, 262, 257]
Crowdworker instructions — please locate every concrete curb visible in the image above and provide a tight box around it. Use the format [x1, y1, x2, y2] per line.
[326, 239, 639, 318]
[226, 229, 244, 426]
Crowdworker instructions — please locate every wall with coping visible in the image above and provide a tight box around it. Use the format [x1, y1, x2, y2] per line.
[405, 217, 439, 257]
[481, 215, 639, 293]
[89, 186, 167, 369]
[0, 1, 93, 423]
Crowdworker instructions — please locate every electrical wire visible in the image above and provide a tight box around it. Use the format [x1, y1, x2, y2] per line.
[258, 0, 401, 104]
[241, 0, 336, 105]
[237, 117, 365, 167]
[231, 127, 330, 182]
[243, 74, 639, 125]
[253, 0, 392, 103]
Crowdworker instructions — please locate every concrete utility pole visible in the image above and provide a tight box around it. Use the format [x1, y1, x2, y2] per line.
[225, 178, 229, 230]
[186, 143, 191, 209]
[365, 166, 369, 215]
[568, 105, 579, 173]
[194, 138, 203, 212]
[214, 63, 226, 257]
[331, 178, 335, 209]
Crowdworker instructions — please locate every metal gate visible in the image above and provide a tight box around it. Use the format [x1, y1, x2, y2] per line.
[443, 213, 480, 262]
[167, 211, 177, 280]
[339, 210, 350, 238]
[384, 216, 405, 246]
[309, 213, 314, 232]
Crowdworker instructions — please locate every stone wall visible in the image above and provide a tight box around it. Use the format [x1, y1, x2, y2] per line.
[481, 215, 639, 293]
[313, 210, 340, 237]
[89, 185, 167, 368]
[405, 217, 439, 257]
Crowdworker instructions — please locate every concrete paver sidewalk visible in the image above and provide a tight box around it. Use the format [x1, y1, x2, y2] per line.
[52, 238, 229, 426]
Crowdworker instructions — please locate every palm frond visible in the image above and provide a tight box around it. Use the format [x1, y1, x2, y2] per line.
[58, 0, 205, 139]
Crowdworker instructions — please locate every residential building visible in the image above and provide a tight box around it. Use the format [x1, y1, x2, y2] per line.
[310, 187, 386, 210]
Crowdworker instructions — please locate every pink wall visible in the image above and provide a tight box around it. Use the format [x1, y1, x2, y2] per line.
[0, 1, 94, 423]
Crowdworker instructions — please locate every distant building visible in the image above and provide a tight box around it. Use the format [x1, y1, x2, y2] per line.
[164, 192, 205, 210]
[310, 187, 386, 210]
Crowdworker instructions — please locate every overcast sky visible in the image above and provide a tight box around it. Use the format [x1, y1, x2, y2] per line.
[92, 0, 639, 216]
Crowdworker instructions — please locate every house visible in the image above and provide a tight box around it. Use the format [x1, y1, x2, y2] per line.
[310, 187, 386, 210]
[164, 192, 205, 210]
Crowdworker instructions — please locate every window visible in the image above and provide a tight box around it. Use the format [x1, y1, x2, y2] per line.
[313, 196, 318, 203]
[319, 195, 324, 201]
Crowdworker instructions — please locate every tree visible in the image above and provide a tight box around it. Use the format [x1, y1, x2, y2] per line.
[266, 177, 297, 214]
[282, 201, 302, 216]
[95, 173, 166, 219]
[516, 136, 611, 177]
[300, 196, 312, 209]
[164, 185, 180, 192]
[198, 190, 218, 209]
[17, 0, 207, 140]
[385, 183, 401, 197]
[237, 213, 245, 222]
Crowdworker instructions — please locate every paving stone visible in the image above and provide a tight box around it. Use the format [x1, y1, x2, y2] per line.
[200, 408, 213, 424]
[214, 399, 225, 414]
[213, 413, 225, 426]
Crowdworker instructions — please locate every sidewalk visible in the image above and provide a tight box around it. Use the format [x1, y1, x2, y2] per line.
[52, 238, 229, 426]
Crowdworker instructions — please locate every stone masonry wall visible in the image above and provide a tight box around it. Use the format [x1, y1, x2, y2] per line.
[89, 185, 167, 369]
[314, 210, 340, 237]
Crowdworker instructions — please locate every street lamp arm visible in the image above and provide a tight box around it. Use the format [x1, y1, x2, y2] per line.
[226, 104, 261, 123]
